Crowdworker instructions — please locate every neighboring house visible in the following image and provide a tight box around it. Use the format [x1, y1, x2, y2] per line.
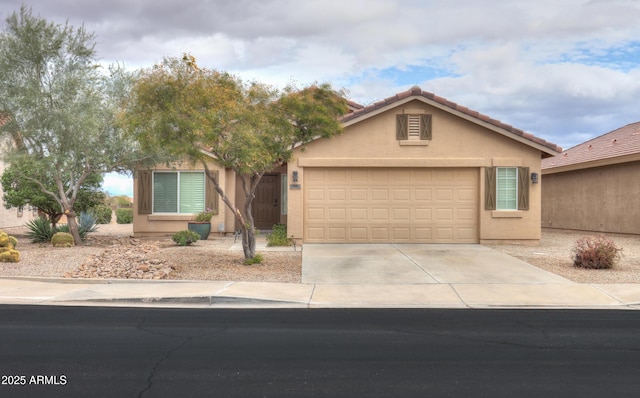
[133, 86, 561, 244]
[541, 121, 640, 235]
[0, 113, 36, 229]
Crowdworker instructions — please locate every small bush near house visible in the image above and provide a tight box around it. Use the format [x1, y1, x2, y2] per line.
[116, 208, 133, 224]
[172, 230, 200, 246]
[266, 224, 291, 247]
[91, 205, 113, 224]
[25, 217, 55, 243]
[572, 235, 622, 269]
[244, 253, 264, 265]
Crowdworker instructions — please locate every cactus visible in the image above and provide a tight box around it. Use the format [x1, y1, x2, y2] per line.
[0, 229, 20, 262]
[52, 232, 74, 248]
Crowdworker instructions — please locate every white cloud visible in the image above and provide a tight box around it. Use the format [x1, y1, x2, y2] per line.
[102, 173, 133, 197]
[3, 0, 640, 149]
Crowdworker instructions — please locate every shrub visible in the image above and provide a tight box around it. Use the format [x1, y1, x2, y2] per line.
[51, 232, 74, 247]
[116, 208, 133, 224]
[194, 208, 216, 222]
[91, 205, 113, 224]
[172, 230, 200, 246]
[244, 253, 264, 265]
[266, 224, 291, 247]
[25, 217, 55, 243]
[572, 235, 622, 269]
[78, 211, 98, 234]
[55, 212, 97, 242]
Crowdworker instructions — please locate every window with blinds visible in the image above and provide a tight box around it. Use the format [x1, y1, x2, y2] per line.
[153, 171, 205, 214]
[496, 167, 518, 210]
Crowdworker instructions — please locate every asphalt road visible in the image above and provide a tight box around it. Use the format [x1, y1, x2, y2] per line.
[0, 306, 639, 397]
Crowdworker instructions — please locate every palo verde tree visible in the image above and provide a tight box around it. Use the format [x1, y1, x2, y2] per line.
[0, 7, 153, 245]
[122, 55, 347, 259]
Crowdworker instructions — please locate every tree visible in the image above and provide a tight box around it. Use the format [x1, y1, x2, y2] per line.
[122, 55, 348, 259]
[1, 160, 105, 227]
[0, 7, 154, 245]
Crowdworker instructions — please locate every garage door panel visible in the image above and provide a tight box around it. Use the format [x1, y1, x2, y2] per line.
[436, 189, 453, 201]
[350, 189, 367, 200]
[371, 189, 389, 200]
[328, 189, 346, 200]
[304, 168, 478, 243]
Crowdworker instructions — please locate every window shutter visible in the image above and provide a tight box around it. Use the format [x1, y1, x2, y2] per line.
[485, 167, 496, 210]
[517, 167, 529, 210]
[206, 170, 219, 213]
[137, 170, 152, 215]
[396, 114, 408, 140]
[420, 114, 432, 140]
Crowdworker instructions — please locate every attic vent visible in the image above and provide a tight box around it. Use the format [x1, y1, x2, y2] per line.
[588, 144, 593, 150]
[408, 115, 420, 140]
[612, 139, 618, 144]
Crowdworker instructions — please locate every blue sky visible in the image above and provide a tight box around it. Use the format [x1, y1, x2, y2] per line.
[3, 0, 640, 197]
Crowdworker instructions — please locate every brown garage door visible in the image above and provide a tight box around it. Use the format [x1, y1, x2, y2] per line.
[304, 168, 478, 243]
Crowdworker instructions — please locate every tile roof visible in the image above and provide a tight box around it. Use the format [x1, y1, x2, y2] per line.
[542, 121, 640, 170]
[340, 86, 562, 154]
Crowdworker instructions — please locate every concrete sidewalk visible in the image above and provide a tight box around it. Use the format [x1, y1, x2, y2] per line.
[1, 277, 639, 309]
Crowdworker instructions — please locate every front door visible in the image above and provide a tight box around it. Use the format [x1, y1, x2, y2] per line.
[253, 174, 280, 230]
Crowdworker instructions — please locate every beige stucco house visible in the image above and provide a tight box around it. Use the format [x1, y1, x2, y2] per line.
[542, 121, 640, 235]
[133, 86, 561, 244]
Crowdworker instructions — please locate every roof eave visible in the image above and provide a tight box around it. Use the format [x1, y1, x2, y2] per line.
[542, 152, 640, 174]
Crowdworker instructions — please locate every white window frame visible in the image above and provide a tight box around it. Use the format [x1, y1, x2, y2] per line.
[496, 167, 518, 210]
[152, 171, 205, 214]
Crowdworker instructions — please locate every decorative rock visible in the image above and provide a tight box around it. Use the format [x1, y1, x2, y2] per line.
[65, 240, 173, 280]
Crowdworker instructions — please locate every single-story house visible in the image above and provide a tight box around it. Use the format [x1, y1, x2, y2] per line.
[541, 121, 640, 235]
[133, 86, 561, 244]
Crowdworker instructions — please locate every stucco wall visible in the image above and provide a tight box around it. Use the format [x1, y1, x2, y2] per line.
[542, 161, 640, 234]
[287, 99, 544, 243]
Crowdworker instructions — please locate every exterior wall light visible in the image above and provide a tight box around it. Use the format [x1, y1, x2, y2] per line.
[531, 172, 539, 184]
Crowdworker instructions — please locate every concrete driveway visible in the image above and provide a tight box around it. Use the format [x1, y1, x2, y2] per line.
[302, 244, 572, 285]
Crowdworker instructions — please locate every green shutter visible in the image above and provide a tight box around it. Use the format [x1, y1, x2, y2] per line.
[485, 167, 496, 210]
[137, 170, 152, 215]
[420, 114, 432, 140]
[205, 170, 219, 213]
[396, 114, 408, 140]
[153, 173, 178, 213]
[517, 167, 530, 210]
[179, 172, 205, 213]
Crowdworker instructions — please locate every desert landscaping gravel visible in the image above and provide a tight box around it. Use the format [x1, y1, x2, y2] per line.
[0, 224, 638, 284]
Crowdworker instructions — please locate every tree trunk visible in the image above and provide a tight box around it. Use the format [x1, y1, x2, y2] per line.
[203, 163, 263, 260]
[65, 210, 83, 246]
[241, 225, 256, 259]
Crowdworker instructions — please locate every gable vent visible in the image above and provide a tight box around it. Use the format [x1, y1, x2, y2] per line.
[408, 115, 420, 140]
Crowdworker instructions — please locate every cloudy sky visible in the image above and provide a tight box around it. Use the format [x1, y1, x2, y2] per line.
[2, 0, 640, 195]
